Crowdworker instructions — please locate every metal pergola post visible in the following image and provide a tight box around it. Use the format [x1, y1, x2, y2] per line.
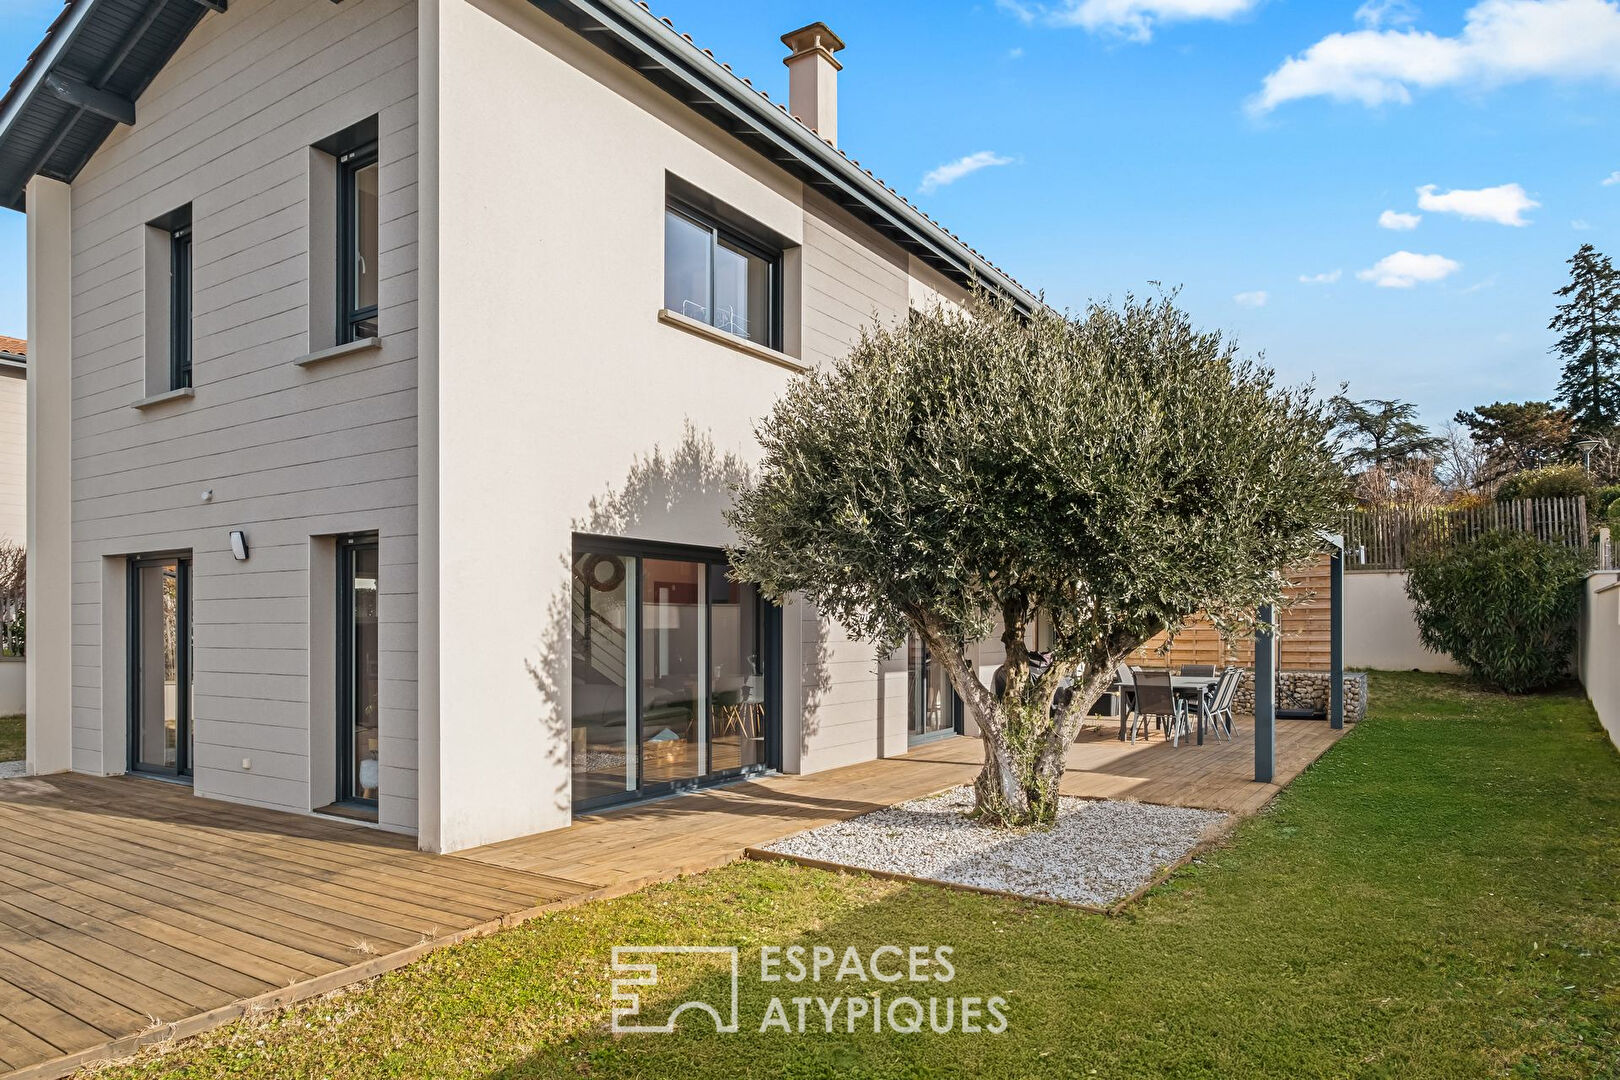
[1330, 546, 1345, 730]
[1254, 601, 1276, 783]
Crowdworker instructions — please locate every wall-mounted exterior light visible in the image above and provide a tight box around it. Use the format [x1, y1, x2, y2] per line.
[230, 530, 250, 561]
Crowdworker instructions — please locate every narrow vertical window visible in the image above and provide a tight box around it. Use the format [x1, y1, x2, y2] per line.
[338, 533, 380, 811]
[169, 215, 192, 389]
[337, 144, 379, 343]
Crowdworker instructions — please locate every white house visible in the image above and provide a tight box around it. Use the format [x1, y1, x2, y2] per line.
[4, 0, 1036, 853]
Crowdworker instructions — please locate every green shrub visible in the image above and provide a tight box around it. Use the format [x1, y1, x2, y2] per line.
[1495, 463, 1594, 502]
[1406, 531, 1587, 693]
[1596, 483, 1620, 517]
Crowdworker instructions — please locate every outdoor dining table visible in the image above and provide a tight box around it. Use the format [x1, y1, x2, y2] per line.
[1110, 673, 1221, 745]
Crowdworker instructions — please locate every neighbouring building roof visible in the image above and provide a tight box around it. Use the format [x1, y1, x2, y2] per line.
[0, 0, 1038, 309]
[0, 336, 24, 363]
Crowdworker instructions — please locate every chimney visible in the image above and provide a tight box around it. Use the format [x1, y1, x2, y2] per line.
[781, 21, 846, 145]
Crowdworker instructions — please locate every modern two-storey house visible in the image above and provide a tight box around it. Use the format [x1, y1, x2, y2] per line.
[5, 0, 1037, 853]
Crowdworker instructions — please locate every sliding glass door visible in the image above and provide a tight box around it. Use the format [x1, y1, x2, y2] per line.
[130, 555, 191, 777]
[571, 538, 777, 811]
[908, 635, 960, 745]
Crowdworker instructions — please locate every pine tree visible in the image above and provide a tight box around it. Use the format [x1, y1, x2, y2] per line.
[1551, 243, 1620, 434]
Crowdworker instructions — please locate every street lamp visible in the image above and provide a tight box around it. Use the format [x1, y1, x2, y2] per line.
[1576, 437, 1600, 472]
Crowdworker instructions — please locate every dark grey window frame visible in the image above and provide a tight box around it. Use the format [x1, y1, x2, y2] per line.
[665, 199, 783, 350]
[336, 532, 380, 811]
[168, 220, 192, 390]
[127, 552, 193, 779]
[571, 533, 783, 813]
[336, 142, 379, 345]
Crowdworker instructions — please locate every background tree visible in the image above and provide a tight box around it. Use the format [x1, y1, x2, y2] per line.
[0, 542, 24, 657]
[727, 294, 1344, 827]
[1452, 401, 1573, 486]
[1551, 243, 1620, 435]
[1436, 421, 1488, 495]
[1329, 395, 1445, 473]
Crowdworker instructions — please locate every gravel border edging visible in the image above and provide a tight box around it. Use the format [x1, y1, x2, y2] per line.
[752, 787, 1234, 914]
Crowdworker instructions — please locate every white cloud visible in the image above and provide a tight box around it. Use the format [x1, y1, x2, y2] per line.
[997, 0, 1260, 42]
[1252, 0, 1620, 113]
[1356, 0, 1420, 28]
[1603, 170, 1620, 185]
[1299, 269, 1343, 283]
[1573, 218, 1592, 229]
[919, 151, 1015, 194]
[1007, 46, 1026, 59]
[1233, 290, 1269, 307]
[1416, 182, 1538, 225]
[1357, 250, 1462, 287]
[1379, 209, 1423, 230]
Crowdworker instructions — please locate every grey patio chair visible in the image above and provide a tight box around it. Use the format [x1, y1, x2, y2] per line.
[1204, 667, 1242, 741]
[1128, 669, 1188, 746]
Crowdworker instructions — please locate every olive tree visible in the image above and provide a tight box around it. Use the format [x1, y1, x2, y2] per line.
[726, 294, 1345, 827]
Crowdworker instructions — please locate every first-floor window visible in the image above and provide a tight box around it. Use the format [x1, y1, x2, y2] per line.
[337, 144, 379, 343]
[168, 213, 192, 389]
[664, 201, 781, 349]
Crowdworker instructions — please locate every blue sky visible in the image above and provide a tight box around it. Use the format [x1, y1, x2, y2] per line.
[2, 0, 1618, 430]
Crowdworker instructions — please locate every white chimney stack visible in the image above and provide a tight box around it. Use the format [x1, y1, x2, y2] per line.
[781, 21, 846, 146]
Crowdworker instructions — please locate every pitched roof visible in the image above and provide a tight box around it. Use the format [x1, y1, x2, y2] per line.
[0, 0, 212, 213]
[0, 336, 24, 360]
[0, 0, 1038, 309]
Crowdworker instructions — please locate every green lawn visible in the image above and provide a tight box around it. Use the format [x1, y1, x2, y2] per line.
[0, 713, 21, 762]
[100, 673, 1618, 1079]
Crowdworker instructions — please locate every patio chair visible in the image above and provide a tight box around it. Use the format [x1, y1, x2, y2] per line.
[1204, 667, 1242, 740]
[1179, 664, 1216, 678]
[1115, 662, 1137, 737]
[1128, 669, 1189, 746]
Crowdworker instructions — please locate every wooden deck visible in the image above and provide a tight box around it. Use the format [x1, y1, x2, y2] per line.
[463, 717, 1345, 880]
[0, 774, 599, 1079]
[0, 717, 1344, 1078]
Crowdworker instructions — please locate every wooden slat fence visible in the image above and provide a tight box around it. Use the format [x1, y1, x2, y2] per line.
[1341, 497, 1589, 572]
[1127, 553, 1332, 673]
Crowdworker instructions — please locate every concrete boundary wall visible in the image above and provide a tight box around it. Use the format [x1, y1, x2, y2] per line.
[1343, 571, 1461, 674]
[1578, 571, 1620, 751]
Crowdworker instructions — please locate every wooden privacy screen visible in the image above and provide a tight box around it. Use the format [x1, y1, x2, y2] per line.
[1124, 552, 1332, 672]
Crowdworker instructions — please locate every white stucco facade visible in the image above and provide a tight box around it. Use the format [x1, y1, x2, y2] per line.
[20, 0, 1011, 853]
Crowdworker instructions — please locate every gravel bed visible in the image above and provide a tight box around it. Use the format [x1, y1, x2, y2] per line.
[763, 786, 1229, 907]
[0, 761, 25, 780]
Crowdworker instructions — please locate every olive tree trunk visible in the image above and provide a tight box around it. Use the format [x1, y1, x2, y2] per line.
[919, 619, 1123, 828]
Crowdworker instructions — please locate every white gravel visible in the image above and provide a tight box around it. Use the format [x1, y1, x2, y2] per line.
[764, 786, 1229, 908]
[0, 761, 25, 780]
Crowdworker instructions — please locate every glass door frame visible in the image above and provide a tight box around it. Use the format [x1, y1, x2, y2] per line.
[127, 552, 193, 779]
[908, 636, 964, 747]
[336, 533, 381, 810]
[572, 533, 782, 813]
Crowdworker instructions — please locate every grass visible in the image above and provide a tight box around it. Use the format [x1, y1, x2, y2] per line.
[95, 673, 1617, 1079]
[0, 712, 21, 762]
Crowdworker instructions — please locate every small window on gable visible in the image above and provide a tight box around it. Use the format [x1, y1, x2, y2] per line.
[338, 143, 379, 343]
[664, 199, 782, 350]
[310, 117, 380, 351]
[143, 203, 193, 396]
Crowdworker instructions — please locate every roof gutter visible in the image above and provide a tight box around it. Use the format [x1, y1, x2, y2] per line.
[546, 0, 1042, 313]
